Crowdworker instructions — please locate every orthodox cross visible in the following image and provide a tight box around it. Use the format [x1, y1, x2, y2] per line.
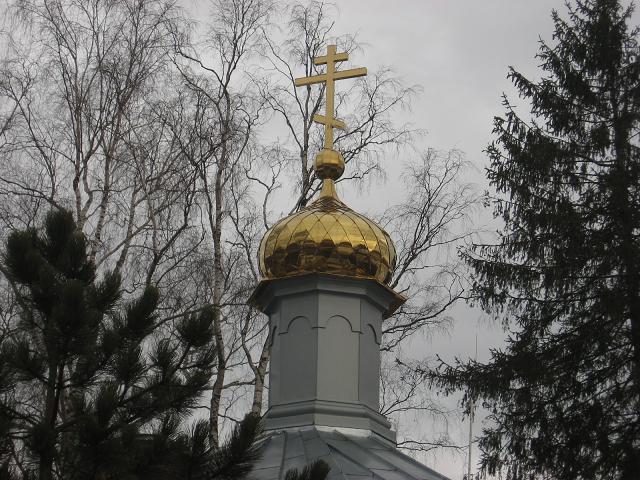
[294, 45, 367, 150]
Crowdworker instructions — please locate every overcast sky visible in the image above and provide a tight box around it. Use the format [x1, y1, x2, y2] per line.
[326, 2, 562, 478]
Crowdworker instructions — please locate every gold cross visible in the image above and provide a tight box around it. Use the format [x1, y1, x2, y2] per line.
[294, 45, 367, 150]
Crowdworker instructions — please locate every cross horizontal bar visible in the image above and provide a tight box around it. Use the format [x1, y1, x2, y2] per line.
[294, 74, 327, 87]
[333, 67, 367, 81]
[314, 114, 347, 130]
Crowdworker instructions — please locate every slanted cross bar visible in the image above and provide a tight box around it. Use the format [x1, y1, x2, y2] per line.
[294, 44, 367, 150]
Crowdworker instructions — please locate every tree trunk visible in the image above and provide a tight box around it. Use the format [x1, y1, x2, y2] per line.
[611, 93, 640, 477]
[209, 97, 231, 449]
[251, 331, 272, 414]
[39, 359, 59, 480]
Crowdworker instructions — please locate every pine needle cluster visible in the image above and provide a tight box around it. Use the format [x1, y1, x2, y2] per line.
[0, 210, 218, 479]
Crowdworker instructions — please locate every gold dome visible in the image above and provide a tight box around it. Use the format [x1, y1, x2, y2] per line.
[258, 157, 397, 284]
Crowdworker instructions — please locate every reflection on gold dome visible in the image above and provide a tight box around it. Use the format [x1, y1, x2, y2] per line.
[258, 179, 396, 285]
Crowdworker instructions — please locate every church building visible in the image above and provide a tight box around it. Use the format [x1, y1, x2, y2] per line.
[248, 44, 450, 480]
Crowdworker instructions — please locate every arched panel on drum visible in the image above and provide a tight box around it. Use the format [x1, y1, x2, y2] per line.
[279, 316, 316, 402]
[317, 315, 359, 402]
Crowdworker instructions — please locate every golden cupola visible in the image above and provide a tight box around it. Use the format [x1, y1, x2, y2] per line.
[258, 45, 397, 285]
[258, 150, 396, 284]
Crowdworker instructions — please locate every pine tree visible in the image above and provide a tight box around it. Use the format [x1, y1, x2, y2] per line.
[284, 461, 331, 480]
[428, 1, 640, 479]
[0, 210, 329, 480]
[0, 209, 220, 479]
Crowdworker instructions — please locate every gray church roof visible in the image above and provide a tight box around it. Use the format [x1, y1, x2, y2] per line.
[251, 427, 451, 480]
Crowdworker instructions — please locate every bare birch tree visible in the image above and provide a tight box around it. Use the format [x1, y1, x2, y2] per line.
[0, 0, 203, 294]
[174, 0, 274, 447]
[377, 148, 479, 452]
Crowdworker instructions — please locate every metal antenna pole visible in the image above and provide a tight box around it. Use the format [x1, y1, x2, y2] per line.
[466, 333, 478, 480]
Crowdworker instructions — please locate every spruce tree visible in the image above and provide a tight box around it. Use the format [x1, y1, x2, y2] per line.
[429, 1, 640, 479]
[0, 209, 220, 479]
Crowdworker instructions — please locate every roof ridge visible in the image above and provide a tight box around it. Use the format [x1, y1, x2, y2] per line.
[340, 430, 451, 480]
[323, 429, 416, 480]
[277, 430, 288, 480]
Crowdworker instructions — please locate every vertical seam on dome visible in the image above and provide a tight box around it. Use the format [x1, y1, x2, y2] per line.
[344, 211, 374, 277]
[375, 227, 391, 283]
[375, 227, 390, 266]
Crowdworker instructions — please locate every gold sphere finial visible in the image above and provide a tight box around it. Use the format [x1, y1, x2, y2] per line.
[315, 148, 345, 181]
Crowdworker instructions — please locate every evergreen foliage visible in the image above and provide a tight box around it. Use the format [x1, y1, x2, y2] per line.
[194, 415, 329, 480]
[283, 460, 331, 480]
[0, 210, 329, 480]
[428, 1, 640, 479]
[0, 209, 221, 479]
[197, 413, 263, 480]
